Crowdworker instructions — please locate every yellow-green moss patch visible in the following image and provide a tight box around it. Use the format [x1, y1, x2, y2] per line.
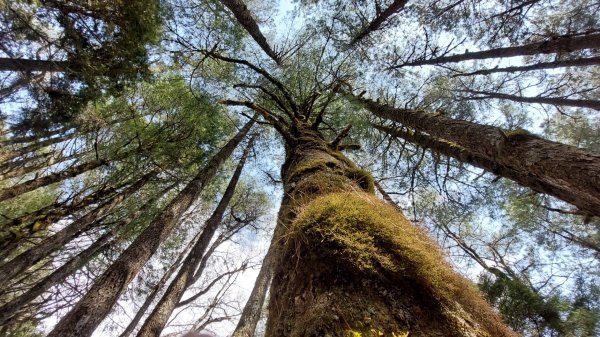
[286, 192, 515, 337]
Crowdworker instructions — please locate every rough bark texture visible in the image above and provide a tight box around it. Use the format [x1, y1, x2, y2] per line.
[135, 138, 252, 337]
[350, 0, 409, 46]
[390, 32, 600, 68]
[264, 123, 514, 337]
[358, 96, 600, 217]
[0, 58, 68, 72]
[220, 0, 281, 64]
[46, 117, 255, 337]
[118, 231, 199, 337]
[0, 173, 152, 284]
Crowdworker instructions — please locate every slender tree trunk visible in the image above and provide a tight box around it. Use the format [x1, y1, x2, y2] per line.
[47, 117, 256, 337]
[118, 230, 200, 337]
[231, 237, 275, 337]
[0, 230, 114, 325]
[452, 56, 600, 76]
[388, 32, 600, 68]
[462, 89, 600, 110]
[0, 151, 54, 176]
[349, 0, 408, 46]
[0, 131, 72, 162]
[0, 127, 70, 147]
[219, 0, 281, 64]
[356, 96, 600, 217]
[135, 138, 253, 337]
[0, 173, 153, 284]
[1, 177, 133, 244]
[0, 58, 68, 72]
[0, 155, 119, 203]
[264, 124, 514, 337]
[0, 150, 83, 181]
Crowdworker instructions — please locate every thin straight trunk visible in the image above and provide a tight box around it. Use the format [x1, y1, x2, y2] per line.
[1, 178, 132, 244]
[0, 58, 68, 72]
[231, 237, 275, 337]
[264, 124, 514, 337]
[388, 32, 600, 68]
[0, 126, 70, 147]
[0, 151, 54, 175]
[219, 0, 281, 64]
[0, 230, 114, 325]
[118, 231, 200, 337]
[135, 138, 253, 337]
[0, 150, 83, 181]
[453, 56, 600, 76]
[47, 117, 256, 337]
[0, 131, 72, 162]
[357, 96, 600, 216]
[349, 0, 409, 46]
[0, 156, 115, 203]
[462, 89, 600, 110]
[0, 173, 153, 284]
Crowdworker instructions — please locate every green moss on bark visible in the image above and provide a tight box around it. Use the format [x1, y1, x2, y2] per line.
[270, 192, 516, 337]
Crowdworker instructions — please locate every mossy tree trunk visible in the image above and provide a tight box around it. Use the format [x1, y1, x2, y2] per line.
[358, 96, 600, 217]
[265, 123, 516, 337]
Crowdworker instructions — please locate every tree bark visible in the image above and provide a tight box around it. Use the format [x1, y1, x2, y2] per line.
[461, 89, 600, 111]
[0, 58, 68, 72]
[349, 0, 409, 46]
[356, 95, 600, 217]
[46, 116, 256, 337]
[264, 123, 514, 337]
[135, 138, 253, 337]
[452, 56, 600, 76]
[389, 32, 600, 68]
[219, 0, 282, 64]
[0, 173, 153, 284]
[118, 229, 200, 337]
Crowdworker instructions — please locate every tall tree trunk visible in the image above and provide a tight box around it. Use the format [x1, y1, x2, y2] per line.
[0, 173, 153, 284]
[231, 237, 275, 337]
[0, 131, 72, 162]
[135, 138, 253, 337]
[461, 89, 600, 110]
[47, 117, 256, 337]
[0, 58, 68, 72]
[1, 177, 133, 244]
[118, 228, 200, 337]
[0, 157, 111, 202]
[264, 123, 514, 337]
[219, 0, 281, 64]
[356, 96, 600, 217]
[0, 150, 83, 181]
[349, 0, 409, 46]
[388, 32, 600, 68]
[452, 56, 600, 76]
[0, 230, 114, 325]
